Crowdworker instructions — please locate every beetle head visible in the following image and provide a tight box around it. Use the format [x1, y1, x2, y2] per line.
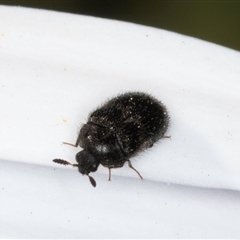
[75, 150, 99, 187]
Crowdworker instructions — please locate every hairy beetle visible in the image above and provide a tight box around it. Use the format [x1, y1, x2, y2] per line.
[53, 92, 169, 187]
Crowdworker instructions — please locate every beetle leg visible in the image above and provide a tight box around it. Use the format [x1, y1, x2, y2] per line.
[163, 135, 171, 139]
[108, 168, 111, 181]
[127, 160, 143, 180]
[62, 132, 82, 147]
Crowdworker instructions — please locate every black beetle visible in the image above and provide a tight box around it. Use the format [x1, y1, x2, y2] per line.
[53, 92, 169, 187]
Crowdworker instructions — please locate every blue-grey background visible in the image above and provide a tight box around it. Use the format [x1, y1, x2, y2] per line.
[1, 0, 240, 51]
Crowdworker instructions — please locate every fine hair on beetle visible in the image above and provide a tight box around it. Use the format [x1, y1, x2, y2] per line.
[53, 92, 170, 187]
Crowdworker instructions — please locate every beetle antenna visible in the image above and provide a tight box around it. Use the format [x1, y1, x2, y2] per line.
[53, 159, 78, 167]
[88, 174, 97, 187]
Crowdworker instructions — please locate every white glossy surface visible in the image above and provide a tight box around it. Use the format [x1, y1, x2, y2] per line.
[0, 5, 240, 238]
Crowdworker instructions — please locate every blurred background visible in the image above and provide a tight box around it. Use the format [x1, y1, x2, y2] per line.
[1, 0, 240, 51]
